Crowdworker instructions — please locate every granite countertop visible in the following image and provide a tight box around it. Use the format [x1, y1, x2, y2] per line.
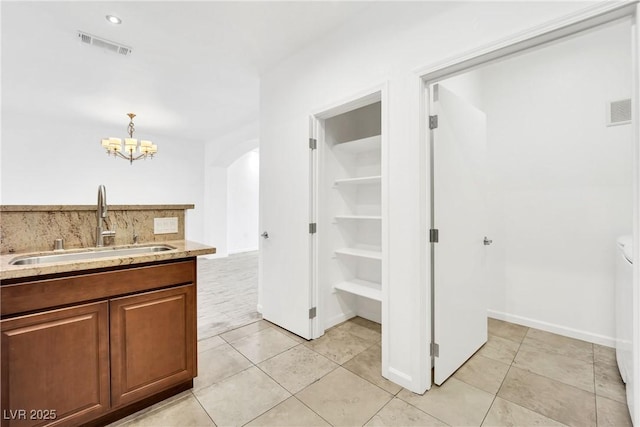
[0, 204, 195, 212]
[0, 240, 216, 281]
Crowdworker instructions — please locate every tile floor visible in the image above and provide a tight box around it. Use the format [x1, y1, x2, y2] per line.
[196, 251, 260, 340]
[111, 317, 633, 427]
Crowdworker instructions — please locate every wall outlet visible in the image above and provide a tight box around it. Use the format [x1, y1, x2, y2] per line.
[154, 217, 178, 234]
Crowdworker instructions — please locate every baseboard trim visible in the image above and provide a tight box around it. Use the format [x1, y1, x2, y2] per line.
[228, 247, 259, 255]
[488, 309, 615, 347]
[325, 311, 355, 330]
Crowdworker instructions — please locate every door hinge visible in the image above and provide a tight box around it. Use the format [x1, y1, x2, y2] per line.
[429, 115, 438, 130]
[429, 228, 439, 243]
[309, 307, 317, 319]
[309, 223, 317, 234]
[309, 138, 317, 150]
[430, 342, 439, 357]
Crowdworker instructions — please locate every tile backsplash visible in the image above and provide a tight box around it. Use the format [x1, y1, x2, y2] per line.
[0, 205, 194, 254]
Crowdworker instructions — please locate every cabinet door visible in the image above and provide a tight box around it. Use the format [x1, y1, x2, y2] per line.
[1, 302, 110, 427]
[110, 284, 196, 407]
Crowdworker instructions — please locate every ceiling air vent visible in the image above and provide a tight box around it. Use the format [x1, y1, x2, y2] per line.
[607, 98, 632, 126]
[76, 31, 132, 57]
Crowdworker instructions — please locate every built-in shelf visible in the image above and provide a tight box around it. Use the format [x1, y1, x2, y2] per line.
[333, 135, 381, 154]
[334, 247, 382, 260]
[333, 279, 382, 301]
[334, 215, 382, 221]
[334, 175, 381, 186]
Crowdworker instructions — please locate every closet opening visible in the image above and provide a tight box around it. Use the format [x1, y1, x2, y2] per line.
[310, 87, 387, 347]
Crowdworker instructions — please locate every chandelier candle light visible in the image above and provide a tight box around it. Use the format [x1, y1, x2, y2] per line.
[101, 113, 157, 164]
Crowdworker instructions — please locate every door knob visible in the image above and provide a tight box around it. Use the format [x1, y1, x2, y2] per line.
[261, 231, 269, 239]
[483, 236, 493, 246]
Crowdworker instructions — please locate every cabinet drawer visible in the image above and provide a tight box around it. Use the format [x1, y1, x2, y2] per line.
[1, 260, 196, 316]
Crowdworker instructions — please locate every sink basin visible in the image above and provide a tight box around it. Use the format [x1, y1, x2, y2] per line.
[9, 245, 176, 265]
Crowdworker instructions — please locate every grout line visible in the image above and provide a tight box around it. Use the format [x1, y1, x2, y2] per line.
[290, 395, 336, 427]
[360, 395, 394, 426]
[493, 324, 597, 427]
[191, 391, 218, 426]
[393, 394, 451, 426]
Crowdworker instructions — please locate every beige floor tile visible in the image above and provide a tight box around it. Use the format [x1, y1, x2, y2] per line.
[265, 321, 307, 343]
[117, 394, 215, 427]
[305, 326, 374, 364]
[229, 326, 299, 364]
[397, 377, 494, 426]
[454, 354, 510, 394]
[335, 320, 381, 344]
[220, 320, 272, 343]
[365, 398, 447, 426]
[194, 342, 252, 390]
[482, 397, 566, 426]
[594, 344, 617, 368]
[594, 361, 627, 403]
[194, 366, 290, 427]
[477, 334, 521, 365]
[198, 335, 226, 353]
[245, 396, 330, 427]
[343, 344, 402, 395]
[350, 316, 382, 334]
[596, 395, 632, 427]
[523, 328, 593, 363]
[108, 391, 194, 426]
[296, 367, 392, 426]
[488, 318, 528, 343]
[512, 343, 594, 393]
[258, 345, 338, 394]
[498, 367, 596, 427]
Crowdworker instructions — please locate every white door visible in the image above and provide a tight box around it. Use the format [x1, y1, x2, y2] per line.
[258, 123, 315, 340]
[432, 83, 489, 385]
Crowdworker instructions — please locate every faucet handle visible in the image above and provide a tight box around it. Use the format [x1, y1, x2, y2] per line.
[101, 224, 116, 242]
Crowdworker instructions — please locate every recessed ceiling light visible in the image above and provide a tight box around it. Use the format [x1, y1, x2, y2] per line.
[106, 15, 122, 25]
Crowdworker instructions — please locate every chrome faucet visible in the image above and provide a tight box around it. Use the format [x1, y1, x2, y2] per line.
[96, 185, 116, 247]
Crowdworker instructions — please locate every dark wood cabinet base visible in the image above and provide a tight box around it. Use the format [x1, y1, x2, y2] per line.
[1, 258, 198, 427]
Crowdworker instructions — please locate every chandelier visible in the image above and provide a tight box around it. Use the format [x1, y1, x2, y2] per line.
[101, 113, 157, 164]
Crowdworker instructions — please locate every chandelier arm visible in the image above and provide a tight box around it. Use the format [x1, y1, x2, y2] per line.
[112, 151, 150, 162]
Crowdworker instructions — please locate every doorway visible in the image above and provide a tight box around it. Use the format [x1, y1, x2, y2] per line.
[424, 12, 637, 422]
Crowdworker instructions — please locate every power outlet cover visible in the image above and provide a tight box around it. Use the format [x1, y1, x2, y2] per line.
[154, 217, 178, 234]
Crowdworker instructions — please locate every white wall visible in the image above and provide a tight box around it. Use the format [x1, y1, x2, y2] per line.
[204, 122, 259, 257]
[1, 112, 206, 241]
[260, 0, 598, 393]
[443, 21, 633, 345]
[227, 149, 259, 254]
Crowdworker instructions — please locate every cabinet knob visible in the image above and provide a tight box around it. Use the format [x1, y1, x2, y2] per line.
[261, 231, 269, 239]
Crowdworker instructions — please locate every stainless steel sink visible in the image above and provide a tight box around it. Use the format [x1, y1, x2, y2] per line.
[9, 245, 176, 265]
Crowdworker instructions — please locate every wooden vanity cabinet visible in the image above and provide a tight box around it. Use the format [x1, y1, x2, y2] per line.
[1, 302, 110, 427]
[0, 259, 198, 427]
[110, 284, 196, 407]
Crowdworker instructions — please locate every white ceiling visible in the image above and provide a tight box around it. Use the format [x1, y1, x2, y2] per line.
[1, 1, 377, 142]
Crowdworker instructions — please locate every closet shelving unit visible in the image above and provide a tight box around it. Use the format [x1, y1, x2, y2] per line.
[318, 99, 382, 326]
[327, 130, 382, 304]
